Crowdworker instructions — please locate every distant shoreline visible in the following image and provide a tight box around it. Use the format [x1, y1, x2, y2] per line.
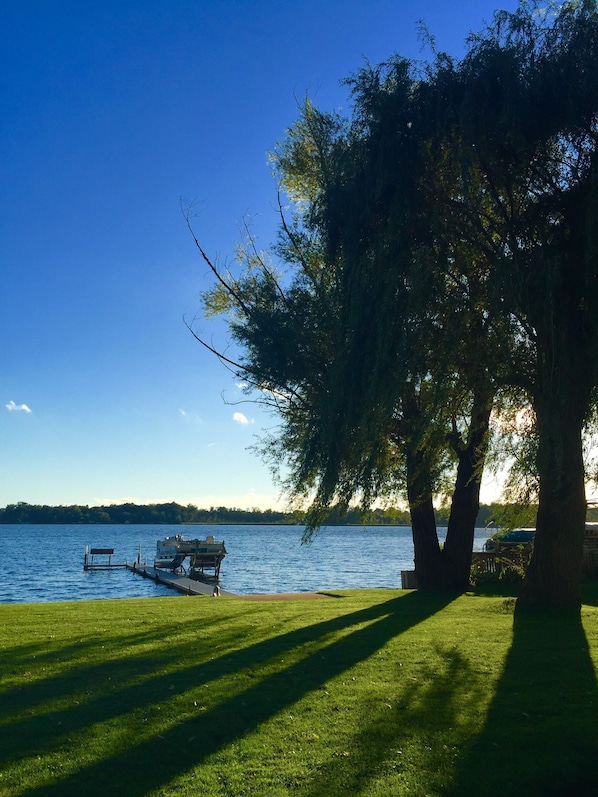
[0, 520, 438, 527]
[0, 500, 518, 527]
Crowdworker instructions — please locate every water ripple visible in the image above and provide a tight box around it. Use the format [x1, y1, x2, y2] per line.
[0, 524, 492, 603]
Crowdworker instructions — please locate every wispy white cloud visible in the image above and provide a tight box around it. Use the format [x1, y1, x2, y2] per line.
[6, 400, 32, 413]
[233, 411, 252, 425]
[179, 408, 204, 424]
[95, 495, 140, 506]
[190, 491, 286, 511]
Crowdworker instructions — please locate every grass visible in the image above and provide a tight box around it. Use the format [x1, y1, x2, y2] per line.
[0, 585, 597, 797]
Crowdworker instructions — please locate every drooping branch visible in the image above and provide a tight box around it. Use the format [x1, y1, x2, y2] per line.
[184, 317, 306, 410]
[182, 203, 251, 317]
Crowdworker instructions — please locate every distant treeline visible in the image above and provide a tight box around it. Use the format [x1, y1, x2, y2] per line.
[0, 501, 548, 527]
[0, 502, 294, 526]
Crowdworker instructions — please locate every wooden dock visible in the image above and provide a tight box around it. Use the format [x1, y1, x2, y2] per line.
[84, 547, 233, 595]
[126, 563, 235, 596]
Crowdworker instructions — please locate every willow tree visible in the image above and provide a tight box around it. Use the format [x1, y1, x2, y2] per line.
[197, 1, 598, 605]
[266, 69, 501, 590]
[317, 0, 598, 605]
[437, 0, 598, 607]
[198, 83, 500, 591]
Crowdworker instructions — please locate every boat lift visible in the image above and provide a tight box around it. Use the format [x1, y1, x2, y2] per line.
[84, 547, 127, 571]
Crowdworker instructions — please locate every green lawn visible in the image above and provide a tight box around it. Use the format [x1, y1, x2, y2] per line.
[1, 586, 596, 797]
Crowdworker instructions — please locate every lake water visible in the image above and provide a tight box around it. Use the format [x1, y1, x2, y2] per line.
[0, 524, 493, 604]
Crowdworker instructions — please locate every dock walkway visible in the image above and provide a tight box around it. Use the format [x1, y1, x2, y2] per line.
[127, 563, 235, 596]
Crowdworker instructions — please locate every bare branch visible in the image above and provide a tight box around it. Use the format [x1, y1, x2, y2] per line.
[240, 215, 291, 310]
[181, 201, 252, 317]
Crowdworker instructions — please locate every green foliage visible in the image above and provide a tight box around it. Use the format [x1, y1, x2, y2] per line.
[270, 98, 348, 209]
[489, 502, 538, 531]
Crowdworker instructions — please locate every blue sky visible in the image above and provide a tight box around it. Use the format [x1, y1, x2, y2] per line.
[1, 0, 518, 510]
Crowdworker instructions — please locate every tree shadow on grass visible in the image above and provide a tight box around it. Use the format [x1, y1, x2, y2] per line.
[0, 613, 244, 740]
[448, 607, 598, 797]
[0, 598, 388, 764]
[12, 591, 455, 797]
[299, 642, 488, 797]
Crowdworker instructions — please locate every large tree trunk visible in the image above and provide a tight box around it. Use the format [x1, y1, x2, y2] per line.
[518, 206, 593, 610]
[405, 384, 492, 592]
[442, 398, 492, 591]
[406, 448, 443, 589]
[518, 395, 587, 609]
